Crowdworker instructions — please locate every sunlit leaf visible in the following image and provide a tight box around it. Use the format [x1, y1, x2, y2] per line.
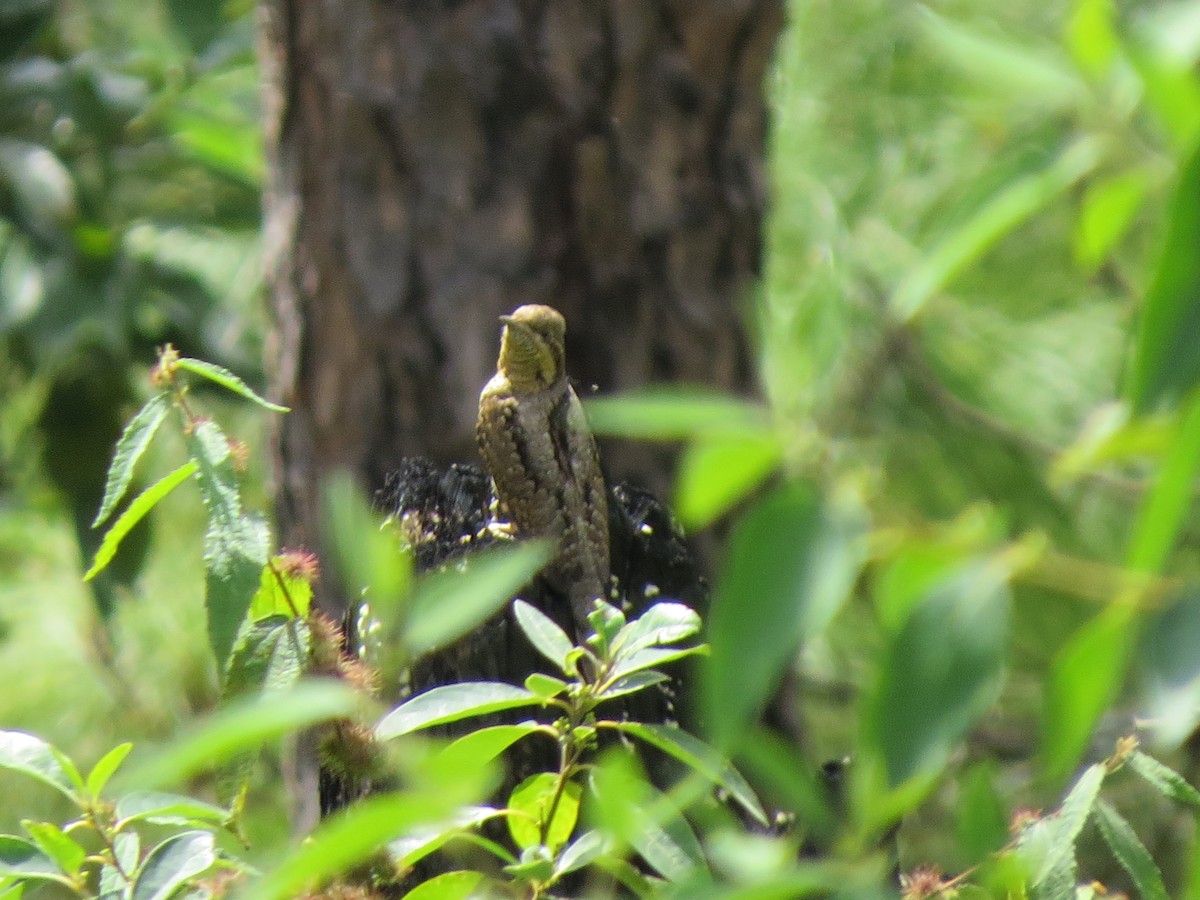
[1074, 169, 1148, 272]
[85, 461, 198, 581]
[85, 742, 133, 798]
[507, 773, 579, 852]
[400, 870, 486, 900]
[131, 831, 215, 900]
[584, 387, 771, 440]
[437, 724, 544, 771]
[513, 600, 574, 674]
[613, 602, 701, 657]
[115, 792, 228, 826]
[675, 431, 783, 528]
[92, 391, 172, 527]
[388, 807, 502, 870]
[20, 822, 83, 879]
[376, 683, 542, 740]
[602, 722, 767, 827]
[1043, 604, 1135, 779]
[0, 732, 77, 802]
[176, 357, 289, 412]
[405, 542, 552, 658]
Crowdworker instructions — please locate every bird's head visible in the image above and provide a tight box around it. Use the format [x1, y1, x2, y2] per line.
[496, 304, 567, 392]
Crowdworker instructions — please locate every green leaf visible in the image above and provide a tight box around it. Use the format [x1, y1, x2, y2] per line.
[1129, 141, 1200, 412]
[524, 673, 567, 700]
[1043, 604, 1135, 779]
[0, 732, 78, 802]
[388, 807, 502, 870]
[376, 683, 542, 740]
[185, 418, 270, 669]
[608, 645, 707, 682]
[175, 357, 289, 412]
[86, 743, 133, 799]
[115, 681, 360, 790]
[99, 831, 139, 898]
[507, 773, 580, 852]
[891, 136, 1105, 322]
[1074, 169, 1149, 272]
[675, 431, 784, 528]
[1067, 0, 1119, 78]
[866, 563, 1010, 785]
[253, 793, 469, 900]
[20, 822, 84, 878]
[584, 387, 772, 440]
[131, 831, 215, 900]
[405, 542, 552, 658]
[555, 831, 610, 876]
[0, 836, 64, 884]
[250, 558, 314, 619]
[956, 762, 1010, 863]
[513, 600, 575, 674]
[704, 483, 863, 751]
[437, 724, 544, 771]
[613, 602, 701, 657]
[1128, 390, 1200, 573]
[602, 722, 767, 827]
[1129, 751, 1200, 810]
[1094, 800, 1169, 900]
[597, 670, 670, 702]
[400, 870, 486, 900]
[93, 392, 172, 527]
[85, 461, 198, 581]
[1039, 764, 1105, 887]
[225, 617, 311, 698]
[115, 792, 229, 826]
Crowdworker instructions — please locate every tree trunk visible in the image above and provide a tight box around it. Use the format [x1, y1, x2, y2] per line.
[259, 0, 783, 575]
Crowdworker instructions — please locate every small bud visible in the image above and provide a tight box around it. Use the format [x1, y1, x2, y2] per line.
[227, 438, 250, 473]
[150, 344, 180, 388]
[1009, 807, 1042, 835]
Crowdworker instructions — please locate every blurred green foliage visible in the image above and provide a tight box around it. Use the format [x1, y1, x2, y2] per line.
[4, 0, 1200, 896]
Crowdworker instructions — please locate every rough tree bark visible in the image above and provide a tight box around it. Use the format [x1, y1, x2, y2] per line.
[259, 0, 784, 567]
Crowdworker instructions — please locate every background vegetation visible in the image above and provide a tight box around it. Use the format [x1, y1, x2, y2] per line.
[3, 0, 1200, 897]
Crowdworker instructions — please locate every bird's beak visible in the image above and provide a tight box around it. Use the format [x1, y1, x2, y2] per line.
[499, 315, 516, 327]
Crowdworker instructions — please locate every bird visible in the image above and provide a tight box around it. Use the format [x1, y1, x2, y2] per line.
[476, 304, 611, 637]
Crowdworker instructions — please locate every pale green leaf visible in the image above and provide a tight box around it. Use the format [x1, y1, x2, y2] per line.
[376, 683, 542, 740]
[176, 357, 289, 412]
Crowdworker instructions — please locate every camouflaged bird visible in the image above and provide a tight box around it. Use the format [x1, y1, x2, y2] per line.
[476, 304, 610, 635]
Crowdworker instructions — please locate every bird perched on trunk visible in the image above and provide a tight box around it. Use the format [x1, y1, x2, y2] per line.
[476, 304, 611, 637]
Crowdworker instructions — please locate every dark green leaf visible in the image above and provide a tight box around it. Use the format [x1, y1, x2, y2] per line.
[866, 563, 1009, 785]
[0, 732, 77, 802]
[225, 617, 311, 698]
[1129, 751, 1200, 810]
[1094, 800, 1169, 900]
[405, 542, 552, 658]
[131, 831, 215, 900]
[85, 461, 198, 581]
[185, 418, 270, 669]
[602, 722, 767, 827]
[176, 357, 289, 412]
[0, 835, 63, 884]
[376, 683, 542, 740]
[705, 483, 862, 752]
[93, 392, 172, 527]
[1129, 140, 1200, 412]
[513, 600, 574, 674]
